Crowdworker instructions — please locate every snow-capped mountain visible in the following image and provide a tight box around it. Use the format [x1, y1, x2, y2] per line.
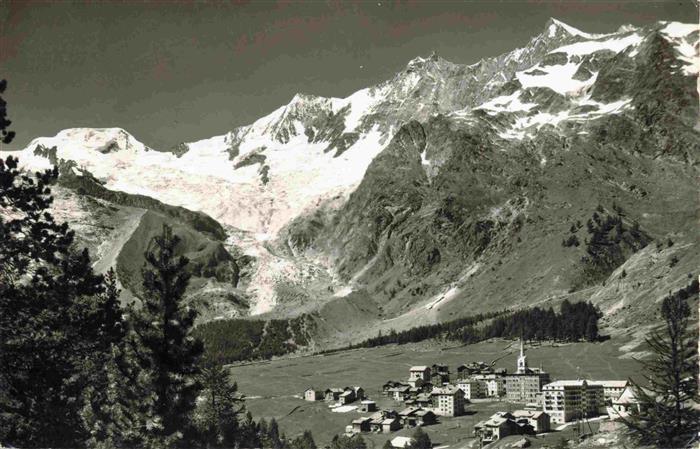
[2, 19, 698, 342]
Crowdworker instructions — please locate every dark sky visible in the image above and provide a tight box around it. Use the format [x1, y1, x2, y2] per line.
[0, 0, 696, 151]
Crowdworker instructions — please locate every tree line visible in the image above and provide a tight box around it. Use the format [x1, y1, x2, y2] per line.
[194, 314, 313, 365]
[448, 300, 602, 343]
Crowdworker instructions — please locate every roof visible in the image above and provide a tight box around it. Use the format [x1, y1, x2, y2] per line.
[391, 437, 415, 448]
[398, 407, 419, 416]
[410, 366, 429, 371]
[388, 386, 410, 392]
[588, 380, 628, 388]
[382, 418, 398, 424]
[340, 390, 353, 397]
[415, 409, 434, 417]
[512, 410, 545, 419]
[432, 386, 462, 395]
[361, 400, 375, 404]
[543, 380, 588, 388]
[352, 417, 371, 424]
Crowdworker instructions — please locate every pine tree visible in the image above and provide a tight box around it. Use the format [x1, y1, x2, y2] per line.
[131, 224, 204, 446]
[79, 270, 158, 448]
[408, 427, 431, 449]
[0, 153, 131, 447]
[290, 430, 316, 449]
[194, 363, 244, 447]
[623, 281, 699, 447]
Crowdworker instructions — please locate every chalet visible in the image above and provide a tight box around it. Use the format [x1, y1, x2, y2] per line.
[350, 417, 371, 433]
[474, 413, 522, 444]
[358, 400, 377, 413]
[352, 386, 366, 401]
[368, 410, 400, 432]
[609, 385, 644, 419]
[339, 389, 356, 405]
[388, 385, 411, 401]
[381, 418, 402, 433]
[431, 364, 450, 384]
[398, 407, 437, 427]
[431, 386, 464, 416]
[512, 410, 551, 433]
[325, 388, 346, 402]
[415, 392, 432, 408]
[304, 388, 323, 401]
[383, 381, 408, 395]
[409, 366, 431, 385]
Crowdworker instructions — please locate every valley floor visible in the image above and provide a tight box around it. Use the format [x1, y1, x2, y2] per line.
[229, 337, 642, 447]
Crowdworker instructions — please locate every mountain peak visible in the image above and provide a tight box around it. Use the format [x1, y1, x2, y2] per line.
[543, 17, 596, 39]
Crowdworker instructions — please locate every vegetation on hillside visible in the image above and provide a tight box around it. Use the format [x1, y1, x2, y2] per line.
[622, 279, 699, 448]
[448, 300, 602, 343]
[194, 315, 314, 364]
[563, 205, 651, 288]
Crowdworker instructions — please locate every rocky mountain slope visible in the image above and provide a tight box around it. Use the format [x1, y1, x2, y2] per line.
[2, 19, 698, 347]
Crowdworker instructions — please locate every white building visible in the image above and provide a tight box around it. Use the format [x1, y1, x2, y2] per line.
[431, 385, 464, 416]
[542, 380, 605, 424]
[472, 373, 506, 397]
[409, 366, 431, 384]
[457, 379, 484, 400]
[587, 380, 628, 404]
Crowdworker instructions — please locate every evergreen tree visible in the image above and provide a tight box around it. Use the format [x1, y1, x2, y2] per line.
[408, 427, 431, 449]
[79, 270, 158, 448]
[623, 281, 699, 447]
[194, 363, 244, 447]
[132, 224, 204, 446]
[0, 152, 130, 446]
[290, 430, 316, 449]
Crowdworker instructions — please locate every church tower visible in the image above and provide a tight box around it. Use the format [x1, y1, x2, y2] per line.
[517, 338, 528, 374]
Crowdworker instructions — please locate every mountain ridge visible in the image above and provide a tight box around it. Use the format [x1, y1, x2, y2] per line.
[1, 18, 697, 344]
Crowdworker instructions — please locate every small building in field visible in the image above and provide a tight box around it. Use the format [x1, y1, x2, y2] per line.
[325, 388, 346, 402]
[304, 388, 323, 401]
[512, 410, 551, 433]
[339, 389, 356, 405]
[368, 410, 400, 432]
[358, 400, 377, 413]
[352, 386, 365, 400]
[381, 418, 402, 433]
[398, 406, 436, 427]
[431, 385, 465, 416]
[350, 417, 371, 433]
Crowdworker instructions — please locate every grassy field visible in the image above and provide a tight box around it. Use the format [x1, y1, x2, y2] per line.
[229, 338, 641, 447]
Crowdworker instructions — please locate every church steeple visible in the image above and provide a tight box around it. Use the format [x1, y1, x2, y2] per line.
[517, 337, 528, 374]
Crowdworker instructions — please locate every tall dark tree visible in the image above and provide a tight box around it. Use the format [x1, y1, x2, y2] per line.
[0, 79, 15, 144]
[132, 224, 204, 446]
[0, 89, 129, 446]
[623, 280, 699, 447]
[408, 427, 432, 449]
[194, 363, 244, 447]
